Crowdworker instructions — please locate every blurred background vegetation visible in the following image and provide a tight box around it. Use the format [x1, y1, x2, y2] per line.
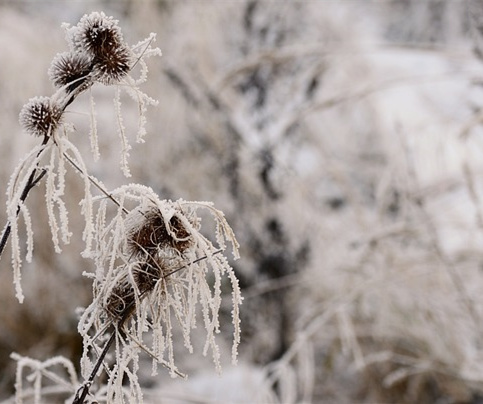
[2, 1, 483, 403]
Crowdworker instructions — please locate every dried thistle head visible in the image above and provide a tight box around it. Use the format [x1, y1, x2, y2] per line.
[48, 51, 93, 93]
[19, 96, 63, 137]
[102, 276, 134, 322]
[79, 188, 241, 389]
[102, 260, 169, 322]
[70, 11, 124, 57]
[133, 259, 168, 294]
[93, 44, 132, 84]
[67, 11, 132, 84]
[125, 205, 193, 257]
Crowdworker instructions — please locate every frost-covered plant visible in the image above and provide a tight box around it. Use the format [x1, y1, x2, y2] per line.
[3, 11, 160, 303]
[2, 11, 241, 404]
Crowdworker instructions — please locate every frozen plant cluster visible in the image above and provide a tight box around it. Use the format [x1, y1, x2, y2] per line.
[1, 11, 242, 404]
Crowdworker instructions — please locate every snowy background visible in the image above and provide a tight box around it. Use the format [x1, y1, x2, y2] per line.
[2, 1, 483, 403]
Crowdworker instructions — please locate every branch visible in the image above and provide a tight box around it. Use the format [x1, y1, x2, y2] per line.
[0, 136, 49, 260]
[72, 332, 115, 404]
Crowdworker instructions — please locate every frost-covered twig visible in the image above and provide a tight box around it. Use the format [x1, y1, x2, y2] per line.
[73, 332, 115, 404]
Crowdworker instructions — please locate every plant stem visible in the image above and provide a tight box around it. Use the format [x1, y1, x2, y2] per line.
[62, 151, 129, 215]
[0, 137, 49, 260]
[73, 332, 116, 404]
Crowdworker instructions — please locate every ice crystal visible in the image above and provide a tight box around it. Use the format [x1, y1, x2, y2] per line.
[6, 134, 93, 302]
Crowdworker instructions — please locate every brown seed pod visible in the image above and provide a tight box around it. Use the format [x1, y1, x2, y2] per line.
[93, 44, 132, 84]
[71, 12, 124, 58]
[19, 96, 63, 137]
[68, 12, 132, 84]
[103, 260, 170, 322]
[126, 205, 193, 257]
[133, 260, 163, 295]
[168, 214, 193, 252]
[103, 280, 135, 322]
[48, 51, 93, 93]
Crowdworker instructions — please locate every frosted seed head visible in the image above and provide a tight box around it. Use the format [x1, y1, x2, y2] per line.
[48, 51, 93, 93]
[93, 44, 132, 84]
[126, 205, 193, 257]
[66, 12, 132, 84]
[102, 261, 168, 321]
[103, 278, 134, 321]
[19, 96, 63, 137]
[126, 206, 170, 256]
[70, 12, 124, 57]
[133, 260, 168, 294]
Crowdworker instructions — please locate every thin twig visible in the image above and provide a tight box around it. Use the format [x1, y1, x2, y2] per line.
[62, 151, 129, 215]
[162, 249, 223, 279]
[73, 332, 115, 404]
[0, 136, 49, 260]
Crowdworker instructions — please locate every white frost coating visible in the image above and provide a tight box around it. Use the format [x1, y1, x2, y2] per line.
[115, 86, 132, 178]
[11, 353, 79, 404]
[77, 185, 241, 399]
[6, 143, 51, 303]
[89, 90, 99, 161]
[58, 137, 94, 254]
[19, 203, 33, 264]
[46, 150, 62, 253]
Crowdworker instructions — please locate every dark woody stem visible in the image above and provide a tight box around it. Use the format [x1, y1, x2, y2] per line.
[72, 332, 116, 404]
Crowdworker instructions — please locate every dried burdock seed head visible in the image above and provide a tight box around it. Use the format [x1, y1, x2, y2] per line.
[169, 214, 194, 252]
[133, 260, 168, 294]
[102, 261, 169, 321]
[93, 44, 132, 84]
[103, 280, 135, 322]
[126, 206, 170, 256]
[19, 96, 63, 137]
[126, 205, 193, 257]
[66, 12, 132, 84]
[70, 11, 124, 57]
[48, 51, 93, 93]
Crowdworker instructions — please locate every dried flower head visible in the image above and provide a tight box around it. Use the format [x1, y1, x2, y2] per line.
[93, 44, 132, 84]
[19, 96, 63, 137]
[48, 51, 93, 93]
[78, 187, 241, 394]
[70, 11, 124, 57]
[66, 11, 132, 84]
[126, 204, 194, 258]
[102, 260, 170, 321]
